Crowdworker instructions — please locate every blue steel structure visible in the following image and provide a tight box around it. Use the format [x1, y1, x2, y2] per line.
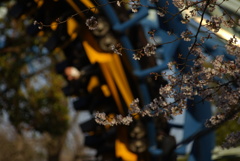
[98, 0, 215, 160]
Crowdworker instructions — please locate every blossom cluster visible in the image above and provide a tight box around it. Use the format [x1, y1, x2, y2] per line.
[222, 131, 240, 149]
[93, 0, 240, 149]
[132, 43, 156, 60]
[181, 30, 193, 41]
[129, 0, 141, 13]
[111, 43, 123, 55]
[205, 16, 222, 33]
[85, 16, 98, 30]
[95, 111, 133, 126]
[96, 39, 240, 146]
[172, 0, 185, 9]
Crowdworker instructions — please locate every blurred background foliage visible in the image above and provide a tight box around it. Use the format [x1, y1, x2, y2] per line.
[0, 5, 69, 135]
[0, 1, 69, 161]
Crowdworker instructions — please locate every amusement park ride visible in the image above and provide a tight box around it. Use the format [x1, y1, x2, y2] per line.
[7, 0, 240, 160]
